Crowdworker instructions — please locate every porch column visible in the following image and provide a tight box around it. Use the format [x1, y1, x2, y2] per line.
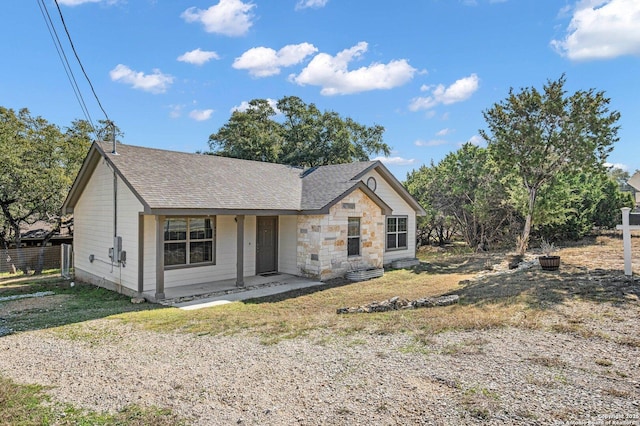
[137, 214, 144, 294]
[155, 215, 165, 300]
[236, 215, 245, 287]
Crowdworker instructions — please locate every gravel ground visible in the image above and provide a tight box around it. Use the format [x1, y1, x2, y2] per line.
[0, 318, 639, 425]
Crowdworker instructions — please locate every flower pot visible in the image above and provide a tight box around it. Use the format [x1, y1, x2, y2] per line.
[539, 255, 560, 271]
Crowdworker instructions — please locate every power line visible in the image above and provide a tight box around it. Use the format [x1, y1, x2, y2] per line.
[52, 0, 111, 124]
[36, 0, 95, 129]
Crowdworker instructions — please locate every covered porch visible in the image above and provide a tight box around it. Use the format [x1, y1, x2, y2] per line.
[143, 273, 324, 307]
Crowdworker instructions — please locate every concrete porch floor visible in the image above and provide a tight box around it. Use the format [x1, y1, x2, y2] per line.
[143, 273, 324, 310]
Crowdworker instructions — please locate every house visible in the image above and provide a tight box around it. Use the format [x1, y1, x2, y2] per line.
[626, 171, 640, 210]
[62, 141, 426, 301]
[19, 220, 73, 248]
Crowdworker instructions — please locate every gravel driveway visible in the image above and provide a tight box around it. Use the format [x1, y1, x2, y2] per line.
[1, 317, 638, 425]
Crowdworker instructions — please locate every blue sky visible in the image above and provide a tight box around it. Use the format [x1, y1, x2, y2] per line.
[2, 0, 639, 179]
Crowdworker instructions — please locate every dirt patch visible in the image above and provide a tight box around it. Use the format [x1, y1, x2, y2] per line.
[0, 294, 73, 316]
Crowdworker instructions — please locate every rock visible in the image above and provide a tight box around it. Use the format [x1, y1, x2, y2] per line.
[130, 297, 146, 304]
[337, 294, 459, 314]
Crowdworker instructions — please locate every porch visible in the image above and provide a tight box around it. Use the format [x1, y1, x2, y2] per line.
[143, 273, 324, 308]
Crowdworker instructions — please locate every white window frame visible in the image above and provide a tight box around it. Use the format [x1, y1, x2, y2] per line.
[163, 217, 215, 269]
[386, 216, 408, 251]
[347, 217, 361, 257]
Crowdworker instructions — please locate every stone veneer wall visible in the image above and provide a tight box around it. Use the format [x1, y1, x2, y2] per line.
[297, 189, 384, 280]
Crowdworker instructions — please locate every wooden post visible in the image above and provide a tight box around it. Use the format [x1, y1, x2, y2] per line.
[155, 215, 165, 300]
[236, 215, 245, 287]
[622, 207, 632, 276]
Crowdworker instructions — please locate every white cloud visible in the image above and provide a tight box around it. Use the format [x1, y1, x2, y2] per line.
[436, 128, 452, 136]
[169, 104, 185, 118]
[551, 0, 640, 60]
[468, 135, 485, 146]
[181, 0, 256, 37]
[409, 73, 479, 111]
[604, 162, 628, 171]
[415, 139, 448, 147]
[231, 98, 280, 113]
[291, 42, 416, 95]
[295, 0, 328, 10]
[177, 48, 220, 66]
[233, 43, 318, 77]
[189, 109, 214, 121]
[372, 156, 416, 166]
[109, 64, 174, 94]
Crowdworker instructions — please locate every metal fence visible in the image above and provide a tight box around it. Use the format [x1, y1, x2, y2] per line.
[61, 244, 73, 279]
[1, 246, 63, 274]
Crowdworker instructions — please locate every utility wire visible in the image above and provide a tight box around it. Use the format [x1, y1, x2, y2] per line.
[37, 0, 94, 129]
[53, 0, 111, 124]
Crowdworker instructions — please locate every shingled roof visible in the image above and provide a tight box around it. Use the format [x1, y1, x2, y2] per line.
[63, 142, 424, 216]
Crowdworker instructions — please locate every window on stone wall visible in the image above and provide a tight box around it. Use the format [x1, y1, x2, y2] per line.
[164, 217, 214, 268]
[348, 217, 360, 256]
[386, 216, 408, 250]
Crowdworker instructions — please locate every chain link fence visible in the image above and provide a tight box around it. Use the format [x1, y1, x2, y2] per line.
[1, 246, 63, 274]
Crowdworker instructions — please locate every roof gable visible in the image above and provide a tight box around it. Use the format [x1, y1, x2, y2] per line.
[628, 171, 640, 191]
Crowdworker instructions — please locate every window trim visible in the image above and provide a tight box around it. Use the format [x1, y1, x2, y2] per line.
[163, 216, 216, 270]
[347, 217, 361, 257]
[386, 215, 408, 251]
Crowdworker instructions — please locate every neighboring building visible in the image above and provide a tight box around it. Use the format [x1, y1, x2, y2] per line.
[626, 171, 640, 209]
[62, 142, 425, 301]
[18, 220, 73, 247]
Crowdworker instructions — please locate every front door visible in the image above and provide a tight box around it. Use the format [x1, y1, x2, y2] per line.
[256, 216, 278, 274]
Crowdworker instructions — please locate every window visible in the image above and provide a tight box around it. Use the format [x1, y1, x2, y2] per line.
[387, 216, 408, 250]
[164, 217, 214, 267]
[347, 217, 360, 256]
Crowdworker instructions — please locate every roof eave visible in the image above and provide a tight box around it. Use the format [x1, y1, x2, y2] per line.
[63, 142, 152, 214]
[61, 143, 102, 214]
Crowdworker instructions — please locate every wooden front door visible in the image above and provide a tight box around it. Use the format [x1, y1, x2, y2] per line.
[256, 216, 278, 274]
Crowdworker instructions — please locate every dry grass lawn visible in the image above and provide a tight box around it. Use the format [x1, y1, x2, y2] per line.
[113, 231, 640, 347]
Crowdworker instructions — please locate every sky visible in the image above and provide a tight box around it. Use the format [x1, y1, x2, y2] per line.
[2, 0, 639, 180]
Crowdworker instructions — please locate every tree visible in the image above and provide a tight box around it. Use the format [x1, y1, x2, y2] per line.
[0, 107, 92, 274]
[207, 96, 391, 166]
[277, 96, 390, 167]
[406, 163, 458, 246]
[208, 99, 283, 162]
[480, 75, 620, 255]
[406, 143, 517, 249]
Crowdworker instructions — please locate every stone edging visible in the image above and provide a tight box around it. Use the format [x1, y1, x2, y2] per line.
[337, 294, 459, 314]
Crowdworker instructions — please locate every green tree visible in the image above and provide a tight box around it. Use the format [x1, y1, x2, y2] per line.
[277, 96, 390, 167]
[208, 96, 391, 166]
[406, 163, 458, 246]
[0, 107, 92, 274]
[480, 75, 620, 255]
[208, 99, 283, 162]
[407, 144, 517, 249]
[529, 167, 632, 241]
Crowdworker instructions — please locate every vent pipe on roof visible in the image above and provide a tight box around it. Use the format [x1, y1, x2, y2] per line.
[109, 121, 118, 155]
